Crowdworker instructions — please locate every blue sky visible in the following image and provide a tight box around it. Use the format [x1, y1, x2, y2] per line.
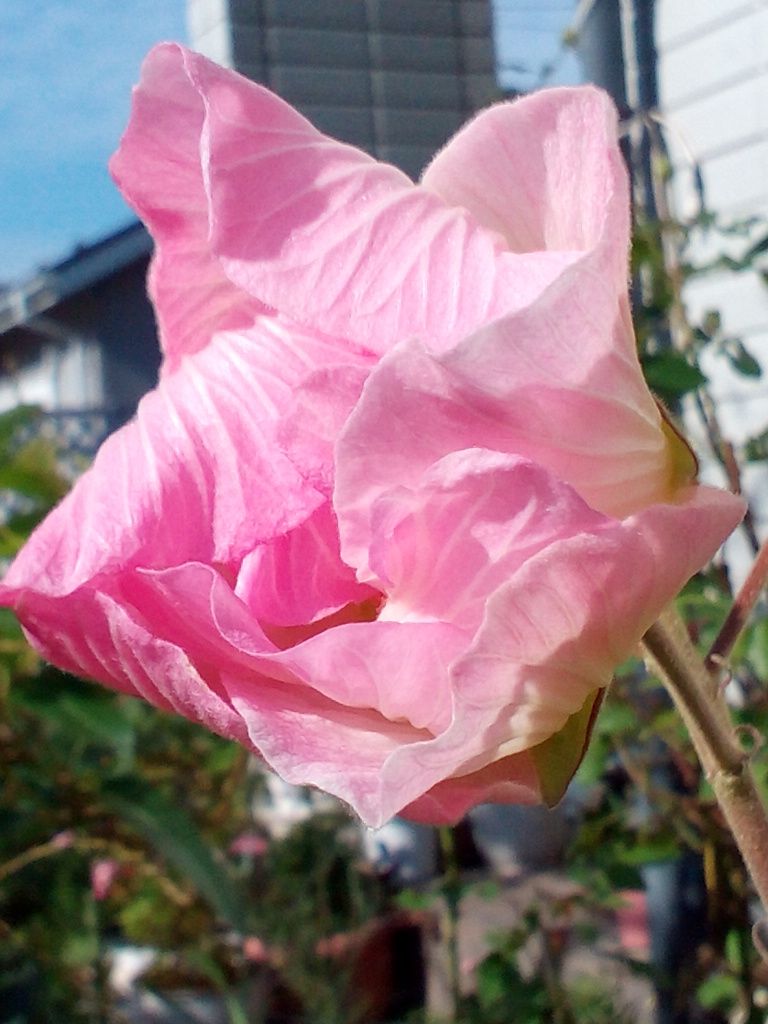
[0, 1, 578, 286]
[0, 1, 187, 284]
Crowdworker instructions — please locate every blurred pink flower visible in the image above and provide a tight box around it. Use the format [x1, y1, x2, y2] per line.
[229, 832, 269, 857]
[50, 829, 76, 851]
[90, 858, 122, 902]
[0, 45, 743, 827]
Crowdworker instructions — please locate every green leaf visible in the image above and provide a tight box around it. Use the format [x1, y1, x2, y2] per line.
[0, 405, 43, 452]
[102, 779, 248, 933]
[695, 972, 741, 1011]
[745, 618, 768, 679]
[531, 689, 603, 807]
[642, 351, 707, 397]
[619, 838, 679, 866]
[744, 427, 768, 462]
[743, 232, 768, 262]
[701, 309, 722, 337]
[722, 338, 762, 377]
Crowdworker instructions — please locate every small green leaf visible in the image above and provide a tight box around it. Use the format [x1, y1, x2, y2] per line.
[642, 352, 707, 398]
[619, 838, 679, 866]
[722, 338, 762, 377]
[696, 972, 741, 1011]
[744, 427, 768, 462]
[0, 405, 43, 452]
[531, 689, 603, 807]
[743, 232, 768, 262]
[701, 309, 722, 337]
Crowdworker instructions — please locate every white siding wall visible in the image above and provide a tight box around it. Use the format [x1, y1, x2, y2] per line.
[656, 0, 768, 552]
[0, 339, 103, 413]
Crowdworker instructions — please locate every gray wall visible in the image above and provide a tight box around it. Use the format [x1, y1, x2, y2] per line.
[187, 0, 498, 178]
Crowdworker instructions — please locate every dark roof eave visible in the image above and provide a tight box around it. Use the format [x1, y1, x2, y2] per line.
[0, 222, 153, 335]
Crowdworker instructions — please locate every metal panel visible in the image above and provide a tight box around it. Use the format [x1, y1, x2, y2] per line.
[264, 0, 367, 31]
[270, 66, 372, 107]
[371, 71, 461, 110]
[265, 27, 369, 68]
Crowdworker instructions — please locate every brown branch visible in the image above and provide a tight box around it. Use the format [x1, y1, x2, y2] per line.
[707, 536, 768, 671]
[643, 607, 768, 925]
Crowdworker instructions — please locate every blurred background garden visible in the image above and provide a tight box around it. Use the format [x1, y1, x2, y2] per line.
[2, 1, 768, 1022]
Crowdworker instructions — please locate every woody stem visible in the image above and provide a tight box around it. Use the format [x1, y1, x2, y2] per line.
[642, 606, 768, 922]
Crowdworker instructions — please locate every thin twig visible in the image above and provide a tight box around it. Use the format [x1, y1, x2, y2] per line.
[438, 825, 462, 1022]
[707, 536, 768, 671]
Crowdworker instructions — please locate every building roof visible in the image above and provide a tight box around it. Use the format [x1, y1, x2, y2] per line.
[0, 221, 152, 336]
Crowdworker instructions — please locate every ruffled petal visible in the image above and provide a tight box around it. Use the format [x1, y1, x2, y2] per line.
[401, 752, 540, 825]
[422, 86, 628, 259]
[369, 449, 606, 631]
[363, 485, 744, 825]
[2, 581, 249, 745]
[1, 319, 348, 597]
[174, 46, 580, 355]
[335, 312, 677, 575]
[235, 501, 380, 628]
[110, 43, 265, 372]
[441, 486, 745, 762]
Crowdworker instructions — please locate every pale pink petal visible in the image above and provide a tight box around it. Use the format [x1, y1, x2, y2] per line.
[225, 670, 424, 822]
[235, 501, 379, 627]
[276, 361, 373, 496]
[422, 86, 627, 258]
[176, 46, 580, 355]
[442, 487, 745, 760]
[224, 620, 466, 821]
[335, 319, 670, 574]
[359, 485, 745, 825]
[110, 43, 265, 372]
[401, 752, 540, 824]
[369, 450, 606, 631]
[2, 581, 249, 744]
[125, 561, 457, 734]
[2, 319, 345, 597]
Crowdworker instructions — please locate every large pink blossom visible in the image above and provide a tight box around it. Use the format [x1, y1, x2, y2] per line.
[0, 45, 743, 826]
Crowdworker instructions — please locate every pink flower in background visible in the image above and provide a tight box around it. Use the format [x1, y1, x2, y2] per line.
[229, 832, 269, 858]
[90, 858, 122, 902]
[0, 45, 743, 827]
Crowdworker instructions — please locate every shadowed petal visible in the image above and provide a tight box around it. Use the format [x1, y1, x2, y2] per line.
[1, 319, 344, 598]
[235, 501, 380, 628]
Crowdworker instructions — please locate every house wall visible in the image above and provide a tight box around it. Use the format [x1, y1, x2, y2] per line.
[0, 334, 103, 411]
[0, 256, 160, 453]
[186, 0, 498, 179]
[655, 0, 768, 547]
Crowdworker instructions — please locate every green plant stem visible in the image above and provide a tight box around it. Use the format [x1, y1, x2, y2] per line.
[642, 606, 768, 918]
[438, 825, 462, 1022]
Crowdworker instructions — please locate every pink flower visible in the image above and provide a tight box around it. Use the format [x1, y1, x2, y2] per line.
[90, 858, 122, 901]
[229, 832, 268, 857]
[0, 45, 743, 827]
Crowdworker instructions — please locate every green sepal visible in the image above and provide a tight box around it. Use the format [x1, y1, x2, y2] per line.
[657, 400, 698, 491]
[531, 688, 604, 807]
